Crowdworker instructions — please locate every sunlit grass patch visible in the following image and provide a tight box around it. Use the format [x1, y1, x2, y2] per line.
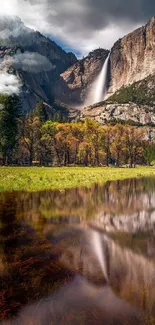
[0, 166, 155, 192]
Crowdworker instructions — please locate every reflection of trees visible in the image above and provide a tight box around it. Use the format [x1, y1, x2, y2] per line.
[3, 177, 155, 230]
[0, 194, 18, 266]
[0, 195, 73, 321]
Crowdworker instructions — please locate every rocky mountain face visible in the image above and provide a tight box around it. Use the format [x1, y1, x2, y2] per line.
[80, 101, 155, 125]
[80, 74, 155, 125]
[80, 19, 155, 125]
[108, 17, 155, 95]
[54, 49, 109, 106]
[54, 17, 155, 110]
[0, 16, 77, 71]
[54, 16, 155, 125]
[0, 16, 77, 112]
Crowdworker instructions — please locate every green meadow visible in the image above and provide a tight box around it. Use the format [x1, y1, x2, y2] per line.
[0, 166, 155, 192]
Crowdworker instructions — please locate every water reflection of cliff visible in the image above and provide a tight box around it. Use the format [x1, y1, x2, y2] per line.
[1, 177, 155, 323]
[1, 221, 155, 324]
[105, 235, 155, 314]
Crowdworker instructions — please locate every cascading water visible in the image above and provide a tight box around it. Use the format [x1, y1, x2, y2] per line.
[94, 53, 110, 103]
[85, 53, 110, 106]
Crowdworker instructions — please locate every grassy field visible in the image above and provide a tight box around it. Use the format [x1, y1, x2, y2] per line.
[0, 166, 155, 192]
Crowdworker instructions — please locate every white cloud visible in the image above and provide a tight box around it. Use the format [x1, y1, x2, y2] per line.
[0, 72, 21, 95]
[0, 0, 18, 16]
[0, 15, 32, 39]
[0, 55, 20, 96]
[12, 51, 55, 73]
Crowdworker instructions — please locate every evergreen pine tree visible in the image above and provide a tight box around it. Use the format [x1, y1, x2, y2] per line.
[0, 94, 21, 164]
[34, 101, 48, 123]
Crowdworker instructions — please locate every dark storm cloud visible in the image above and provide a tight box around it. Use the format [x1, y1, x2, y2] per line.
[1, 0, 155, 55]
[25, 0, 155, 31]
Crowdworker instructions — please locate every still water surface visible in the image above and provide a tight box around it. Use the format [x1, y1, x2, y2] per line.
[1, 177, 155, 324]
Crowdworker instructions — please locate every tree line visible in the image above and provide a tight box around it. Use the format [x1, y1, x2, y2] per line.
[0, 95, 155, 167]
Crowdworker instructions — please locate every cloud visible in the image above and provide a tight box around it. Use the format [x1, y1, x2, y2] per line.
[0, 56, 20, 96]
[12, 51, 55, 73]
[0, 48, 55, 96]
[0, 15, 31, 39]
[0, 0, 154, 56]
[0, 72, 21, 95]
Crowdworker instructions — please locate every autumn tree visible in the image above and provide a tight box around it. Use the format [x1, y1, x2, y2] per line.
[41, 121, 61, 165]
[110, 124, 126, 167]
[78, 141, 94, 166]
[56, 123, 79, 165]
[83, 118, 101, 166]
[124, 126, 145, 167]
[100, 125, 113, 166]
[0, 98, 150, 168]
[21, 114, 41, 165]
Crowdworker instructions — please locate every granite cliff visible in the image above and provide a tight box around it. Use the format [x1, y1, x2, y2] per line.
[80, 102, 155, 126]
[55, 16, 155, 124]
[108, 16, 155, 95]
[78, 17, 155, 125]
[54, 17, 155, 110]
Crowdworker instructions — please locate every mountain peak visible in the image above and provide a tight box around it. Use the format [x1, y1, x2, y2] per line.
[147, 16, 155, 24]
[0, 15, 77, 64]
[88, 48, 109, 57]
[0, 15, 77, 111]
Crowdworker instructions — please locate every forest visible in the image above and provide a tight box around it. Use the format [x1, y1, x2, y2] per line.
[0, 94, 155, 167]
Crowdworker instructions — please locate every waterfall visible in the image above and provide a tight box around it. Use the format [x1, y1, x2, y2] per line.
[85, 53, 110, 106]
[94, 53, 110, 103]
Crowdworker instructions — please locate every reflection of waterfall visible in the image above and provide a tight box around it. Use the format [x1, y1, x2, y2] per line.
[85, 53, 110, 106]
[91, 230, 109, 282]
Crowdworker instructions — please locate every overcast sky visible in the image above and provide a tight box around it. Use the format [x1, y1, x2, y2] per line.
[0, 0, 154, 57]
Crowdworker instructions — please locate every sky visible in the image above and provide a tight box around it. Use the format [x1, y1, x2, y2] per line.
[0, 0, 155, 57]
